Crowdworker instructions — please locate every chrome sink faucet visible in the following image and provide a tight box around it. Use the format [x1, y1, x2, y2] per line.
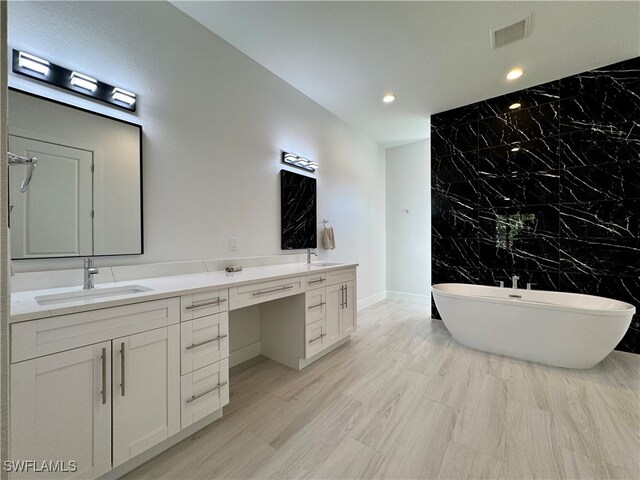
[511, 275, 520, 290]
[306, 248, 318, 265]
[83, 257, 99, 290]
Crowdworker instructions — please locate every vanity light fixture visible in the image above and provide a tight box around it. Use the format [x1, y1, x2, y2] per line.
[112, 87, 136, 106]
[12, 50, 137, 112]
[18, 51, 50, 76]
[509, 102, 522, 110]
[70, 72, 98, 92]
[382, 93, 397, 103]
[282, 151, 318, 173]
[506, 68, 524, 80]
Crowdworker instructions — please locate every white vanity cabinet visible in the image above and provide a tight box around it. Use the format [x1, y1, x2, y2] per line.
[179, 290, 230, 430]
[325, 268, 357, 345]
[10, 342, 112, 479]
[9, 298, 180, 479]
[8, 263, 358, 479]
[305, 267, 357, 358]
[112, 326, 180, 467]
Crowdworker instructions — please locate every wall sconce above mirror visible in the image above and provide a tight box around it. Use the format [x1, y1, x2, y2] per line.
[8, 88, 143, 259]
[12, 50, 137, 111]
[282, 151, 318, 173]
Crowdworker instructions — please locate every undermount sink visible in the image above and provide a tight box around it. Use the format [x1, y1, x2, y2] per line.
[309, 261, 344, 268]
[35, 285, 152, 306]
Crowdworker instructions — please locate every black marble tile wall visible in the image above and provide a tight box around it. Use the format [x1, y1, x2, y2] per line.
[431, 56, 640, 354]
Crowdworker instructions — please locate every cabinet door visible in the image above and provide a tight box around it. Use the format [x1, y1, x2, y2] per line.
[341, 281, 357, 337]
[325, 284, 342, 346]
[113, 325, 180, 467]
[10, 343, 111, 479]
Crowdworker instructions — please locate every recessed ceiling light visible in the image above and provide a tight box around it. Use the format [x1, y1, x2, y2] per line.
[382, 93, 397, 103]
[506, 68, 524, 80]
[509, 102, 522, 110]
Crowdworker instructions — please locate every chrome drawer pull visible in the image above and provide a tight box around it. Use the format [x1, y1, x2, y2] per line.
[252, 285, 294, 296]
[186, 381, 228, 404]
[308, 278, 325, 284]
[308, 333, 326, 344]
[186, 334, 228, 350]
[186, 298, 227, 310]
[308, 302, 326, 310]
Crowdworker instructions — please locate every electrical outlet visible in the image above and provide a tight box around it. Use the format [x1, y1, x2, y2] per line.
[229, 237, 237, 251]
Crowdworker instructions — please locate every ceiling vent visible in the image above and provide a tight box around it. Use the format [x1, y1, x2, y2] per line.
[490, 14, 531, 49]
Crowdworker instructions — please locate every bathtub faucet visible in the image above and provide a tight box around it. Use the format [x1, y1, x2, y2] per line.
[511, 275, 520, 290]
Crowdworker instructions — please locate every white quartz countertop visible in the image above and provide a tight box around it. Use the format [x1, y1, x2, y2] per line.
[11, 262, 358, 323]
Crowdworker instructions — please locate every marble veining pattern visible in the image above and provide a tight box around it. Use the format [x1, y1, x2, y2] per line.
[431, 56, 640, 354]
[280, 170, 317, 250]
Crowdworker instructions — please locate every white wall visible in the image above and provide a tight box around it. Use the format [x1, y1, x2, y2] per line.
[7, 1, 387, 305]
[1, 0, 10, 469]
[385, 139, 431, 303]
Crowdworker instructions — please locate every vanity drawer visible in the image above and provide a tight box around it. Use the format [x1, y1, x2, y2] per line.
[229, 276, 304, 310]
[181, 311, 229, 375]
[306, 273, 326, 290]
[325, 267, 356, 286]
[305, 319, 328, 359]
[181, 288, 229, 321]
[305, 288, 326, 325]
[181, 359, 229, 429]
[11, 298, 180, 363]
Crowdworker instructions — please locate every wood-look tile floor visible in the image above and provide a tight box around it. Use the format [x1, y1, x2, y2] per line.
[124, 300, 640, 480]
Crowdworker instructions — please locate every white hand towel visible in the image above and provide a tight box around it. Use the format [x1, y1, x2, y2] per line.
[323, 226, 336, 250]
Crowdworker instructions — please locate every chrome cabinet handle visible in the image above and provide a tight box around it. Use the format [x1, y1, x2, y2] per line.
[308, 302, 326, 310]
[308, 333, 326, 344]
[186, 381, 228, 404]
[308, 278, 325, 284]
[340, 285, 345, 308]
[101, 347, 107, 405]
[186, 298, 227, 310]
[345, 285, 348, 309]
[120, 342, 126, 397]
[186, 334, 227, 350]
[252, 285, 293, 296]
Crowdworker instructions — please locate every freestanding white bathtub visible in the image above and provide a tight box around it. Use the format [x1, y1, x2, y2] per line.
[432, 283, 636, 369]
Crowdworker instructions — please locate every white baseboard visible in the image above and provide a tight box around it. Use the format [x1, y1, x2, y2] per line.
[387, 291, 431, 304]
[357, 291, 387, 311]
[229, 341, 261, 367]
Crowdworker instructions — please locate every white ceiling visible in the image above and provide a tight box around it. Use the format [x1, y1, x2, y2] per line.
[171, 1, 640, 148]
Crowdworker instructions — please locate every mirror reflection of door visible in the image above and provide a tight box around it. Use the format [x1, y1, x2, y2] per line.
[9, 135, 93, 258]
